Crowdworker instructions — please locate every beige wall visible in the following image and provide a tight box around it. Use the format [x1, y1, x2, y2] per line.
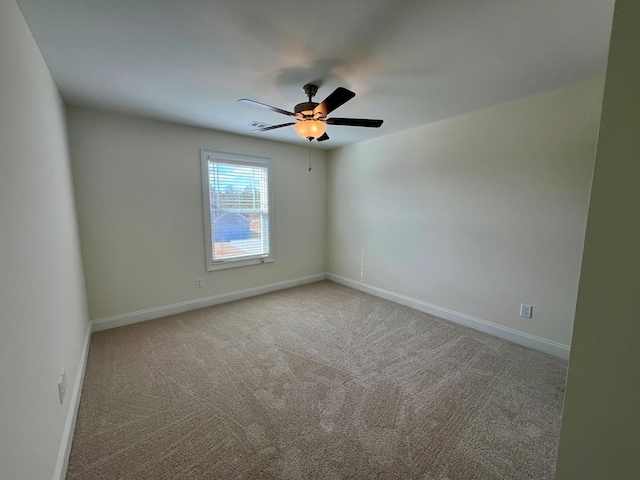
[67, 107, 327, 320]
[327, 78, 604, 349]
[556, 1, 640, 477]
[0, 1, 90, 479]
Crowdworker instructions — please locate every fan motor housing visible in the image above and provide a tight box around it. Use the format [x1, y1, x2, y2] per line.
[294, 102, 319, 116]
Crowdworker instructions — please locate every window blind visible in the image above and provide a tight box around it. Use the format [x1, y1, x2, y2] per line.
[207, 159, 270, 262]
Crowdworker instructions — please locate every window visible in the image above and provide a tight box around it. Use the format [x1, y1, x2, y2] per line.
[201, 150, 273, 270]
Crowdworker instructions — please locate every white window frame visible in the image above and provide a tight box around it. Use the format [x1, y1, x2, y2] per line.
[201, 149, 274, 271]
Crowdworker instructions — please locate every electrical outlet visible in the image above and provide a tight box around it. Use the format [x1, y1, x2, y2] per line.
[520, 304, 533, 319]
[195, 277, 203, 288]
[58, 369, 67, 405]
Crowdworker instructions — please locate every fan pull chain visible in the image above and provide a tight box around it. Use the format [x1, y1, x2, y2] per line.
[308, 138, 312, 172]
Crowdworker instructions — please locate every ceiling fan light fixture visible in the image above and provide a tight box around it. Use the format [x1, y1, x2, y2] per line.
[294, 119, 327, 140]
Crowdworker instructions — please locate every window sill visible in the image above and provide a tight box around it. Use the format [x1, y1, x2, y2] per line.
[206, 256, 273, 271]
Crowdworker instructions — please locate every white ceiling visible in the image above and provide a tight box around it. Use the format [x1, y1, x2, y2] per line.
[16, 0, 614, 150]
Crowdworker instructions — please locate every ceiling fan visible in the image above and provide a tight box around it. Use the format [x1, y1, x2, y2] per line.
[238, 84, 383, 142]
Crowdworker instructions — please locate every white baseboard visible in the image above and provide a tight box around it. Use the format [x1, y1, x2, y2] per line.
[92, 273, 327, 332]
[91, 271, 570, 358]
[53, 323, 92, 480]
[327, 273, 570, 360]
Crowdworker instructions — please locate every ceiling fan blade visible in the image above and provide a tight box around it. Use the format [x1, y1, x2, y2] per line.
[313, 87, 356, 116]
[316, 132, 330, 142]
[238, 99, 297, 117]
[252, 122, 296, 132]
[326, 117, 384, 128]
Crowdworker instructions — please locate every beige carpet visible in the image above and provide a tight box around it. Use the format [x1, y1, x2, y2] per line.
[67, 281, 567, 479]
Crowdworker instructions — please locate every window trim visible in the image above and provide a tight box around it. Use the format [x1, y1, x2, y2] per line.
[200, 149, 274, 271]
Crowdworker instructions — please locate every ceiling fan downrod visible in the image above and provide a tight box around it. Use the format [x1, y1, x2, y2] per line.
[295, 84, 320, 117]
[303, 83, 318, 102]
